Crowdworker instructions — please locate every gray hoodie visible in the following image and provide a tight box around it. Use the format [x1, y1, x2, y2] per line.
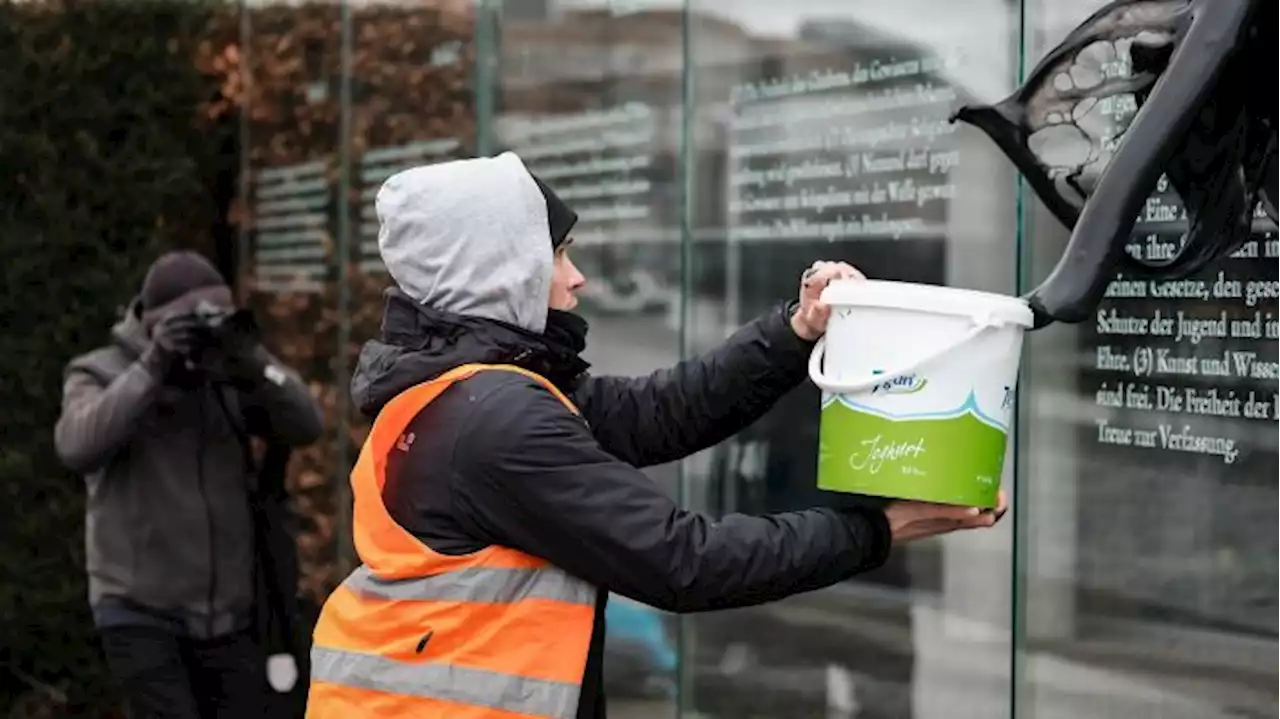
[375, 151, 554, 333]
[54, 301, 323, 638]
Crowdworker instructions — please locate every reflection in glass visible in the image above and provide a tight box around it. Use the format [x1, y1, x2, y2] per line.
[485, 2, 684, 715]
[686, 2, 1018, 717]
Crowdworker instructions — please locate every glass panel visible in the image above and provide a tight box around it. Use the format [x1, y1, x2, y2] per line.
[242, 0, 482, 701]
[484, 2, 684, 716]
[684, 2, 1021, 717]
[342, 0, 481, 568]
[1016, 2, 1280, 718]
[240, 0, 346, 637]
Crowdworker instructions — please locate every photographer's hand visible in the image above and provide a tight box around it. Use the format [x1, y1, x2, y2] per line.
[201, 307, 321, 446]
[221, 334, 269, 387]
[142, 313, 203, 379]
[228, 345, 324, 446]
[201, 309, 268, 387]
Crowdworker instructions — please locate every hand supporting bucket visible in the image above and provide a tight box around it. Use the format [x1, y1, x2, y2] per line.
[808, 320, 996, 395]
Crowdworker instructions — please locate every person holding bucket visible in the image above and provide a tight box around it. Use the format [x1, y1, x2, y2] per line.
[306, 152, 1007, 719]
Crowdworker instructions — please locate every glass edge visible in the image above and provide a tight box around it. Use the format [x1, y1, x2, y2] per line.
[237, 0, 252, 299]
[675, 1, 695, 717]
[1010, 1, 1032, 717]
[334, 0, 356, 574]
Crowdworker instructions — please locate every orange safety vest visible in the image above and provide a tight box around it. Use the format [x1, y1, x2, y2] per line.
[307, 364, 596, 719]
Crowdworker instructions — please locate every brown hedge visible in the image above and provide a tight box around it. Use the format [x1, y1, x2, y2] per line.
[0, 0, 238, 714]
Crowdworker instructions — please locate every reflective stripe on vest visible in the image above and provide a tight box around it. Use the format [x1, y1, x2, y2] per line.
[342, 564, 596, 606]
[311, 648, 581, 719]
[306, 364, 597, 719]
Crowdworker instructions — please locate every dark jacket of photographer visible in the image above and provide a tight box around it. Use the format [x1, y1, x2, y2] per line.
[54, 299, 323, 639]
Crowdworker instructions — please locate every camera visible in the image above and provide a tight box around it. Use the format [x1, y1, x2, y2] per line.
[191, 300, 259, 341]
[181, 301, 261, 374]
[192, 300, 233, 332]
[178, 301, 263, 380]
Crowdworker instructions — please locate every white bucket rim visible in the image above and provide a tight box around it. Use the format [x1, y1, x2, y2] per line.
[821, 279, 1034, 328]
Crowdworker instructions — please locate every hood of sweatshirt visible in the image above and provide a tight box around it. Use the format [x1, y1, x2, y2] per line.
[353, 152, 591, 418]
[375, 151, 555, 335]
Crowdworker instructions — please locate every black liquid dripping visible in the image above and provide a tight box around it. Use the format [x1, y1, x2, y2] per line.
[952, 0, 1276, 328]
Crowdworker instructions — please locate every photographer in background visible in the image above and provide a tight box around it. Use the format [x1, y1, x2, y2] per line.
[54, 251, 323, 719]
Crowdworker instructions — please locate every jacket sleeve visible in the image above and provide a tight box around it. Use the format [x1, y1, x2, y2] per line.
[449, 378, 892, 614]
[571, 302, 813, 468]
[240, 347, 324, 447]
[54, 361, 162, 475]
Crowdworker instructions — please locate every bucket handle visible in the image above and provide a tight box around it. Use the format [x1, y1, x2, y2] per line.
[808, 320, 996, 395]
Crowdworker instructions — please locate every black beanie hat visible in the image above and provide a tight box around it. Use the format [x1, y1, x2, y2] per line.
[141, 251, 228, 313]
[138, 252, 234, 330]
[529, 173, 579, 250]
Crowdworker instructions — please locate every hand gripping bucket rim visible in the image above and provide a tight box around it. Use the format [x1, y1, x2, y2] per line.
[809, 280, 1033, 507]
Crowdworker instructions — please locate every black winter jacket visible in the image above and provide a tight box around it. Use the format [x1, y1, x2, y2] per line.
[349, 289, 893, 719]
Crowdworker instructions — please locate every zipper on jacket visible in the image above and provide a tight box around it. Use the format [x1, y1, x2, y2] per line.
[197, 391, 218, 637]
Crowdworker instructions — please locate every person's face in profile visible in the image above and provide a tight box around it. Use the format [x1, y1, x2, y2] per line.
[548, 238, 586, 311]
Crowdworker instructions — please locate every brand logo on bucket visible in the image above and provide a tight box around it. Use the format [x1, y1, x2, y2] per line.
[869, 371, 928, 395]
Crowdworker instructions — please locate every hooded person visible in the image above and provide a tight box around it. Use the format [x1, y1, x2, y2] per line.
[54, 251, 324, 719]
[308, 152, 1006, 719]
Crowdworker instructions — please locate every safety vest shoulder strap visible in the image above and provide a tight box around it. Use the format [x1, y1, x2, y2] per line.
[372, 363, 578, 450]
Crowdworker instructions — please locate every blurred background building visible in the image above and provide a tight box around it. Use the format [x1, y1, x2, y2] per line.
[0, 0, 1275, 717]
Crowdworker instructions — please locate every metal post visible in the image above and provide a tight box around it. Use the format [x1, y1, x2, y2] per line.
[334, 0, 355, 573]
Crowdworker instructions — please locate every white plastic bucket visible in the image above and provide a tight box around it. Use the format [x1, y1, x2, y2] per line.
[808, 280, 1033, 507]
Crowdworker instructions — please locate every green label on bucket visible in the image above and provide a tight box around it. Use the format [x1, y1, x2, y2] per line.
[817, 400, 1006, 507]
